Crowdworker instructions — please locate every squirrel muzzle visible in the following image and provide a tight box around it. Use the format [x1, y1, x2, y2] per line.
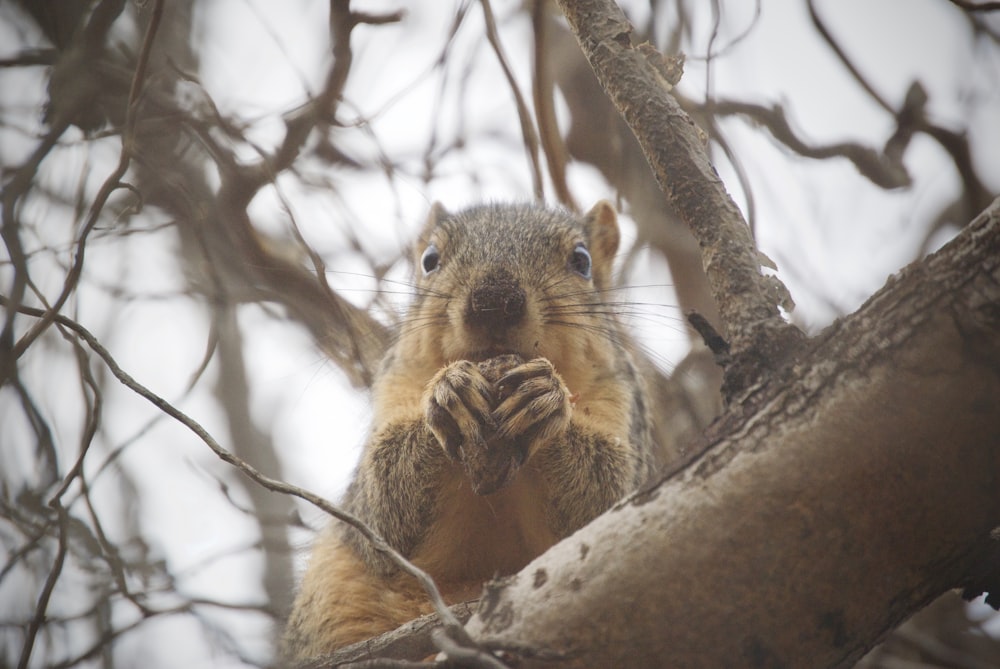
[465, 270, 526, 332]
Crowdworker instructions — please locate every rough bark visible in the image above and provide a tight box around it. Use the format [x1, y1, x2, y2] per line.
[461, 197, 1000, 667]
[555, 0, 806, 399]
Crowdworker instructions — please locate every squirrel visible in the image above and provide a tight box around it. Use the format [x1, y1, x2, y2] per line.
[281, 201, 653, 660]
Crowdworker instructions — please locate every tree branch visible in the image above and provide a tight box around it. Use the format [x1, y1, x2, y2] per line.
[479, 0, 544, 201]
[462, 197, 1000, 667]
[555, 0, 805, 399]
[702, 98, 911, 189]
[2, 0, 164, 383]
[948, 0, 1000, 11]
[531, 2, 578, 211]
[0, 297, 465, 653]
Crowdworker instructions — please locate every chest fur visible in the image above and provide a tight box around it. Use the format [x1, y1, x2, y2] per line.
[408, 461, 556, 593]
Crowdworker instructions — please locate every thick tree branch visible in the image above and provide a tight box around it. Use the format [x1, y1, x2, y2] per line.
[555, 0, 805, 399]
[461, 197, 1000, 667]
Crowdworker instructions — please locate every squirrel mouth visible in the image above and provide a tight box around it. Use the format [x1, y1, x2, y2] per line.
[466, 347, 522, 362]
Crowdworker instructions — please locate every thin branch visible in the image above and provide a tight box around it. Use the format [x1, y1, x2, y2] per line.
[806, 0, 893, 113]
[5, 0, 165, 377]
[531, 2, 578, 211]
[948, 0, 1000, 10]
[229, 2, 403, 206]
[805, 3, 990, 214]
[17, 506, 69, 669]
[181, 1, 392, 386]
[432, 627, 511, 669]
[699, 115, 759, 234]
[0, 118, 71, 381]
[49, 317, 103, 503]
[0, 296, 469, 653]
[703, 98, 911, 189]
[0, 48, 58, 67]
[480, 0, 545, 201]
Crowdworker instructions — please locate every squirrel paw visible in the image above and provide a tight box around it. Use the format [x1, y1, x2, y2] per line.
[426, 355, 535, 495]
[425, 355, 571, 495]
[494, 358, 572, 457]
[425, 360, 495, 462]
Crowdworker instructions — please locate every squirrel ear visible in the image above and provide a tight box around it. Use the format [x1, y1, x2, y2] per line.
[419, 202, 449, 245]
[583, 200, 620, 278]
[420, 202, 451, 242]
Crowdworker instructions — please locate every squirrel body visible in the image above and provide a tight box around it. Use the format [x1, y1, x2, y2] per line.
[283, 201, 652, 659]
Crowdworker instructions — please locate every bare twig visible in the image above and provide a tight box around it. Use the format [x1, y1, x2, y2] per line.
[16, 506, 69, 669]
[340, 660, 434, 668]
[948, 0, 1000, 11]
[228, 1, 404, 205]
[702, 98, 911, 189]
[0, 118, 71, 382]
[480, 0, 545, 201]
[806, 0, 893, 113]
[314, 602, 478, 667]
[190, 0, 393, 386]
[5, 0, 165, 377]
[432, 627, 511, 669]
[806, 2, 992, 224]
[531, 2, 578, 210]
[0, 296, 469, 653]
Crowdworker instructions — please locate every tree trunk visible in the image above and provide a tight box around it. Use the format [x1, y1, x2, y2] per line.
[463, 198, 1000, 668]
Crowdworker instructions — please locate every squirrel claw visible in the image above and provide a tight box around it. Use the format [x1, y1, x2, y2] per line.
[425, 360, 495, 461]
[494, 358, 571, 452]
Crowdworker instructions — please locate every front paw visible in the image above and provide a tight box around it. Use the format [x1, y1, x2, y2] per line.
[494, 358, 572, 457]
[426, 357, 529, 495]
[425, 360, 495, 461]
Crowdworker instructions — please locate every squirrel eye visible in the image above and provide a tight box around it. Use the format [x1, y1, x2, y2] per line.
[570, 243, 592, 279]
[421, 244, 440, 275]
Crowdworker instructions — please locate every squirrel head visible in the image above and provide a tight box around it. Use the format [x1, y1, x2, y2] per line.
[403, 201, 622, 374]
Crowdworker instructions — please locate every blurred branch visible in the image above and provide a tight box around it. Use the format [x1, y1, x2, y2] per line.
[192, 139, 391, 385]
[2, 0, 164, 385]
[0, 296, 474, 661]
[167, 0, 394, 387]
[806, 0, 893, 114]
[808, 0, 993, 231]
[556, 0, 805, 400]
[33, 0, 128, 130]
[699, 115, 759, 234]
[531, 2, 578, 210]
[1, 119, 70, 380]
[701, 98, 911, 189]
[948, 0, 1000, 10]
[0, 49, 57, 67]
[916, 112, 995, 232]
[214, 306, 295, 614]
[16, 506, 68, 669]
[479, 0, 545, 201]
[228, 1, 404, 205]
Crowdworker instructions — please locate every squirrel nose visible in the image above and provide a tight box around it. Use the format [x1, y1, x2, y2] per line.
[467, 272, 526, 329]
